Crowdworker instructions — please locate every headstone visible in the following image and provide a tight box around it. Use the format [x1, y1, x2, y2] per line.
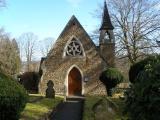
[46, 80, 55, 98]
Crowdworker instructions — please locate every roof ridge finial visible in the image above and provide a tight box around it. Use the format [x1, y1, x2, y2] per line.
[104, 0, 107, 5]
[104, 0, 108, 14]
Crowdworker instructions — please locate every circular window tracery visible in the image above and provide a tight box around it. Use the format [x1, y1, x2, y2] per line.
[66, 38, 83, 56]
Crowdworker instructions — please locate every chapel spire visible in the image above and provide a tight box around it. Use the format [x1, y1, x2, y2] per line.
[100, 0, 114, 30]
[99, 0, 115, 67]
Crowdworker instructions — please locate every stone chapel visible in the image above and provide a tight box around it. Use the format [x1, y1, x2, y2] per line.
[39, 1, 115, 96]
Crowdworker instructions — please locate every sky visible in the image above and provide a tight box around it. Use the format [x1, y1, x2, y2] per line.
[0, 0, 102, 41]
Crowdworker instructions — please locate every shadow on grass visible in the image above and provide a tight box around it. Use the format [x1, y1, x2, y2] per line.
[20, 94, 63, 120]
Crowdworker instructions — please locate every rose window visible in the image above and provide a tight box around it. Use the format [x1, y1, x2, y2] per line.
[66, 39, 83, 56]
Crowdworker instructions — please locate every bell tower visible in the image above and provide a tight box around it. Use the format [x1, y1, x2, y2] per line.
[99, 0, 115, 67]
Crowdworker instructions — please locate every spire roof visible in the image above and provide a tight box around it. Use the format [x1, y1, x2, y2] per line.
[100, 1, 114, 30]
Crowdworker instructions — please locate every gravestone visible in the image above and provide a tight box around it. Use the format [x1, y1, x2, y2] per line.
[46, 80, 55, 98]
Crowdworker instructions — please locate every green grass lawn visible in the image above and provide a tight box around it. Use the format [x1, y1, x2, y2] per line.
[20, 94, 63, 120]
[83, 96, 102, 120]
[83, 95, 128, 120]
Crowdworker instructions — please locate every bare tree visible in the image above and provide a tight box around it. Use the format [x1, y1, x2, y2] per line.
[11, 38, 21, 74]
[93, 0, 160, 64]
[19, 32, 37, 72]
[0, 29, 21, 75]
[40, 37, 54, 57]
[157, 40, 160, 47]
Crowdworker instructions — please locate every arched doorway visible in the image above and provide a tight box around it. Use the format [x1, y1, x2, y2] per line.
[68, 67, 82, 96]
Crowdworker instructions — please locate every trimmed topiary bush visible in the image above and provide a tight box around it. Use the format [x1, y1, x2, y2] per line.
[99, 68, 124, 96]
[0, 72, 28, 120]
[125, 62, 160, 120]
[129, 55, 160, 83]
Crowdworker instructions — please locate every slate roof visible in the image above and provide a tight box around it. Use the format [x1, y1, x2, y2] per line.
[100, 1, 114, 30]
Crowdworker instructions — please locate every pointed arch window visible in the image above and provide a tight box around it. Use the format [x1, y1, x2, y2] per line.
[64, 38, 84, 57]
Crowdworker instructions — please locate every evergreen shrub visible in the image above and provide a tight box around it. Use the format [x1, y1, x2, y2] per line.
[19, 72, 39, 93]
[125, 62, 160, 120]
[0, 72, 28, 120]
[99, 68, 124, 96]
[129, 55, 160, 83]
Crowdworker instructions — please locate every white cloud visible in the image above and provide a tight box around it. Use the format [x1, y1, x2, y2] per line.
[66, 0, 83, 7]
[156, 3, 160, 10]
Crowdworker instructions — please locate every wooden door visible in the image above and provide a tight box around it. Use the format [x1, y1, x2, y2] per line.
[68, 67, 82, 96]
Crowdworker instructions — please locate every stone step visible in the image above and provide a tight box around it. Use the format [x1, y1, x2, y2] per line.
[65, 96, 85, 102]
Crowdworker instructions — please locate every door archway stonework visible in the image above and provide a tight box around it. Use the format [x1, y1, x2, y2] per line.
[68, 67, 82, 96]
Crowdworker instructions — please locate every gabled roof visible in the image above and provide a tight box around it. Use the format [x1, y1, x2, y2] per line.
[47, 15, 99, 58]
[100, 1, 114, 30]
[58, 15, 90, 39]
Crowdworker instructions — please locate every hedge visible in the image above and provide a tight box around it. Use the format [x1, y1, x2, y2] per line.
[0, 72, 28, 120]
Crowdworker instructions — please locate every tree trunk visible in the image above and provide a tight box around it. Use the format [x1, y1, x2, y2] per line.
[105, 86, 112, 96]
[107, 89, 112, 97]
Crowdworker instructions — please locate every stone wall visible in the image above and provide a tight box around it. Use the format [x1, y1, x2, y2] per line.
[100, 42, 115, 67]
[39, 16, 107, 96]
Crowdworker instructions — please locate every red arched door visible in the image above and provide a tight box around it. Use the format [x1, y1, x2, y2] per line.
[68, 67, 82, 96]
